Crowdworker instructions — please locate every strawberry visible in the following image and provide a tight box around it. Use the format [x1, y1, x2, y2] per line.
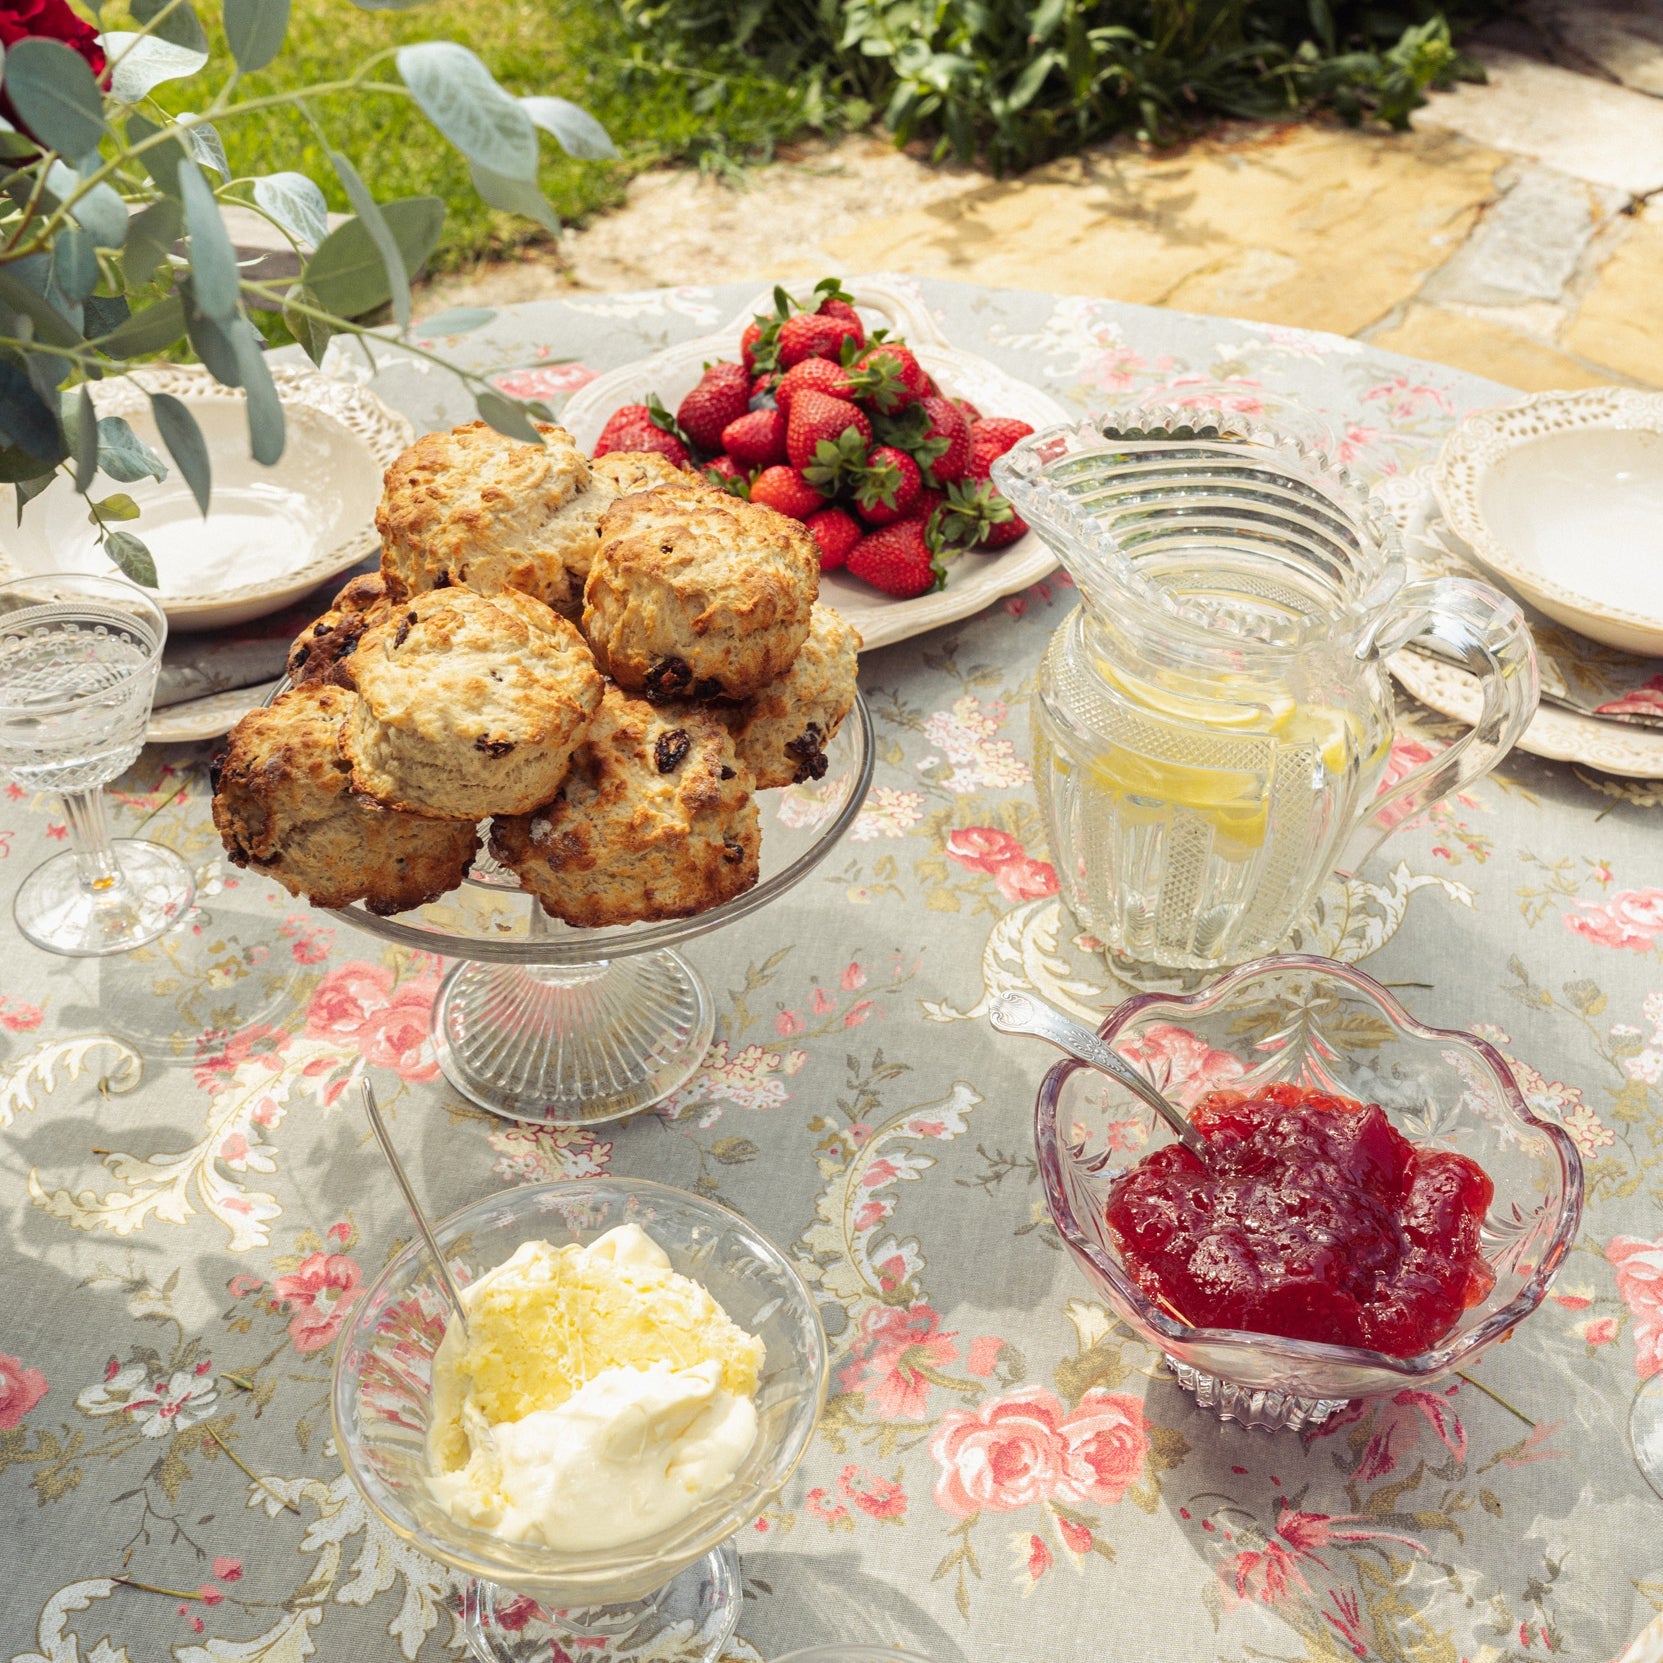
[597, 402, 651, 446]
[849, 343, 931, 413]
[776, 356, 854, 415]
[749, 373, 779, 409]
[847, 518, 941, 598]
[777, 312, 855, 370]
[970, 417, 1034, 460]
[936, 478, 1024, 549]
[805, 507, 861, 573]
[594, 421, 690, 467]
[787, 390, 871, 472]
[749, 465, 824, 520]
[701, 455, 750, 496]
[979, 510, 1028, 547]
[951, 396, 982, 424]
[818, 296, 864, 336]
[916, 396, 971, 483]
[855, 444, 922, 526]
[740, 321, 766, 374]
[722, 408, 788, 469]
[909, 485, 946, 526]
[677, 363, 751, 453]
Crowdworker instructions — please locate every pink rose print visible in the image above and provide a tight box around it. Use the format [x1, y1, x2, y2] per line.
[1566, 890, 1663, 953]
[836, 1463, 908, 1521]
[212, 1558, 243, 1582]
[273, 1251, 363, 1353]
[944, 826, 1059, 904]
[0, 1353, 47, 1428]
[0, 997, 43, 1031]
[1596, 675, 1663, 721]
[1608, 1236, 1663, 1378]
[305, 962, 440, 1081]
[1116, 1022, 1246, 1110]
[931, 1387, 1070, 1516]
[490, 363, 597, 400]
[1057, 1388, 1148, 1505]
[1018, 1531, 1053, 1589]
[774, 1010, 804, 1037]
[840, 961, 866, 992]
[192, 1023, 289, 1093]
[1371, 736, 1479, 831]
[839, 1303, 959, 1421]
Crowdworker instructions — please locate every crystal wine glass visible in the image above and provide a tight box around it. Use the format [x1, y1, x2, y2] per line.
[332, 1176, 828, 1663]
[1633, 1374, 1663, 1502]
[774, 1649, 943, 1661]
[0, 573, 194, 956]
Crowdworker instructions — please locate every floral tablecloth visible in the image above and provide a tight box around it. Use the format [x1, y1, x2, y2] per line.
[3, 278, 1662, 1663]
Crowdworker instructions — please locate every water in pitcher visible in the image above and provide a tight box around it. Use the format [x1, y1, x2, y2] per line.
[0, 607, 158, 793]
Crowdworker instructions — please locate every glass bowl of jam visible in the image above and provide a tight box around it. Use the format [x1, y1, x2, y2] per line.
[1034, 954, 1583, 1432]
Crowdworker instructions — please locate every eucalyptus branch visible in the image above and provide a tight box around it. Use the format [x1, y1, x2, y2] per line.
[103, 0, 193, 80]
[2, 158, 58, 256]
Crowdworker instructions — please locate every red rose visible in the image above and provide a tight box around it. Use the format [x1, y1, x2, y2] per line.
[0, 0, 108, 142]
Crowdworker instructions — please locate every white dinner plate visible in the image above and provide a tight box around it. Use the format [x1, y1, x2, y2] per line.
[560, 278, 1075, 652]
[1433, 387, 1663, 658]
[0, 365, 413, 633]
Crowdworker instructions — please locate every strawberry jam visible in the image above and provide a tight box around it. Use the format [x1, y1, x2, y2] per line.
[1104, 1081, 1495, 1357]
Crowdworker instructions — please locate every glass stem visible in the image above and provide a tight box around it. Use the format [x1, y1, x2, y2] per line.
[59, 789, 123, 894]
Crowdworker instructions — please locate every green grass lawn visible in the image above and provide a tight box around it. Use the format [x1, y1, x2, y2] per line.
[165, 1, 818, 272]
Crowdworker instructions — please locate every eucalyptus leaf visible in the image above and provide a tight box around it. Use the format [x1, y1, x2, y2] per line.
[15, 469, 55, 523]
[0, 444, 60, 484]
[182, 288, 245, 386]
[82, 295, 130, 338]
[0, 360, 66, 464]
[100, 32, 208, 103]
[103, 529, 157, 588]
[95, 416, 167, 484]
[468, 160, 559, 233]
[99, 291, 186, 357]
[122, 197, 183, 288]
[282, 285, 336, 367]
[252, 171, 328, 248]
[4, 38, 107, 159]
[475, 389, 543, 446]
[519, 96, 617, 160]
[43, 161, 128, 248]
[325, 151, 412, 329]
[90, 492, 141, 522]
[233, 328, 285, 465]
[184, 119, 230, 180]
[0, 265, 83, 347]
[179, 159, 240, 321]
[302, 194, 443, 320]
[65, 383, 97, 492]
[149, 390, 211, 514]
[397, 42, 537, 181]
[49, 226, 97, 304]
[130, 0, 209, 55]
[126, 113, 188, 197]
[223, 0, 290, 73]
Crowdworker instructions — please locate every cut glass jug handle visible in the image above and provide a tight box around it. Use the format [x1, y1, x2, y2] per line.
[1337, 575, 1539, 878]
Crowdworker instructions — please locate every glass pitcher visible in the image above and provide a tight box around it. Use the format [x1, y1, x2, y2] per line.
[993, 409, 1539, 989]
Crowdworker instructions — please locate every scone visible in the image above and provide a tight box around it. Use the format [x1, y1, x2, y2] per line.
[286, 573, 394, 688]
[490, 685, 760, 927]
[342, 587, 604, 820]
[724, 602, 861, 788]
[583, 480, 818, 701]
[557, 451, 687, 593]
[376, 420, 595, 614]
[211, 684, 479, 914]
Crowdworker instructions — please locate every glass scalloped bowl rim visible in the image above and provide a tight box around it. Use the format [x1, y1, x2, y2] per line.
[328, 1176, 831, 1592]
[1033, 952, 1586, 1381]
[303, 689, 876, 966]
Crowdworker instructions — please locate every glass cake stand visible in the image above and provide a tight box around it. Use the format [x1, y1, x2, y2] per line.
[325, 697, 872, 1128]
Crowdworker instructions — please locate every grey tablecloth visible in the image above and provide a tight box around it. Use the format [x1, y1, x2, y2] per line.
[3, 278, 1662, 1663]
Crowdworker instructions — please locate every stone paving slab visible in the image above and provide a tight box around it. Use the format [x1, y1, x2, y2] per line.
[1414, 46, 1663, 196]
[1526, 0, 1663, 97]
[1564, 203, 1663, 385]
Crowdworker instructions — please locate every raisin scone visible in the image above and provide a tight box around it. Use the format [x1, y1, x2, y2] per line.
[490, 686, 760, 927]
[553, 450, 687, 596]
[376, 420, 595, 614]
[724, 602, 861, 788]
[583, 479, 818, 701]
[286, 573, 394, 688]
[342, 587, 603, 820]
[212, 685, 479, 914]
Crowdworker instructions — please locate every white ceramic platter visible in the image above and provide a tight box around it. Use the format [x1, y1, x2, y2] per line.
[1379, 468, 1663, 779]
[1433, 387, 1663, 658]
[147, 680, 285, 745]
[560, 279, 1074, 652]
[0, 365, 413, 633]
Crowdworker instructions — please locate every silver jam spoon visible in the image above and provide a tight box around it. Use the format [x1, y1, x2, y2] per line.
[988, 990, 1212, 1165]
[360, 1076, 471, 1339]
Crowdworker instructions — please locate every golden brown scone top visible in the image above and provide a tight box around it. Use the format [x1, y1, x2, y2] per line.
[342, 586, 604, 821]
[376, 420, 593, 614]
[490, 683, 760, 928]
[287, 572, 395, 688]
[211, 683, 479, 915]
[583, 479, 819, 701]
